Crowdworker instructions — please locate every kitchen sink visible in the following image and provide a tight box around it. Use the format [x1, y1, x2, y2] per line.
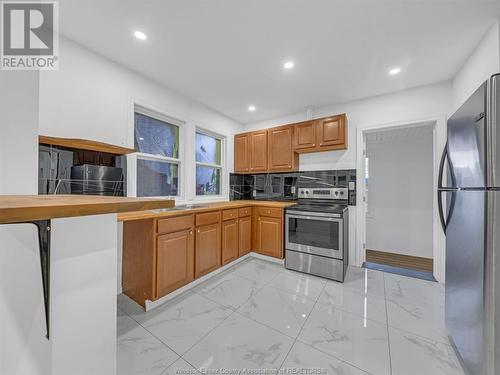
[151, 204, 209, 213]
[172, 204, 209, 210]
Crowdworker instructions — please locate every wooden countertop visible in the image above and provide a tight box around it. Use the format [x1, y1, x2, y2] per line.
[117, 200, 297, 222]
[0, 195, 175, 224]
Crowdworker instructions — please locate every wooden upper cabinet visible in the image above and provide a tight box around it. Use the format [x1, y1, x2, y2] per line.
[156, 229, 194, 299]
[233, 113, 348, 171]
[249, 130, 268, 172]
[234, 133, 250, 173]
[317, 115, 347, 150]
[294, 114, 348, 153]
[195, 223, 221, 278]
[294, 121, 317, 150]
[238, 215, 252, 257]
[268, 125, 298, 172]
[222, 219, 239, 265]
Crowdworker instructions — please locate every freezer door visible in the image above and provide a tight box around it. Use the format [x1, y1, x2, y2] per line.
[447, 82, 487, 188]
[445, 190, 486, 375]
[487, 74, 500, 188]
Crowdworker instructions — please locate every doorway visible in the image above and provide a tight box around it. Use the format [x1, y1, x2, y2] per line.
[363, 122, 435, 280]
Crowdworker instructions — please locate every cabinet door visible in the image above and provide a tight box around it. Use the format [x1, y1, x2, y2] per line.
[238, 216, 252, 257]
[222, 219, 239, 265]
[268, 125, 297, 171]
[317, 115, 346, 149]
[294, 121, 316, 150]
[195, 223, 221, 278]
[257, 217, 283, 259]
[156, 229, 194, 299]
[250, 130, 268, 172]
[234, 133, 250, 173]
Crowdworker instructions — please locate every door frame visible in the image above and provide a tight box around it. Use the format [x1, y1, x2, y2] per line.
[355, 115, 447, 283]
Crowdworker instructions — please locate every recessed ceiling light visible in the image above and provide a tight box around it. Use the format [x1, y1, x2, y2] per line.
[389, 67, 401, 75]
[248, 105, 256, 112]
[134, 31, 147, 41]
[283, 61, 294, 69]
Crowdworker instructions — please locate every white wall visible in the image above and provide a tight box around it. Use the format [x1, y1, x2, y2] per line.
[451, 21, 500, 113]
[39, 37, 244, 202]
[0, 70, 50, 374]
[244, 81, 451, 171]
[244, 82, 450, 281]
[365, 126, 434, 258]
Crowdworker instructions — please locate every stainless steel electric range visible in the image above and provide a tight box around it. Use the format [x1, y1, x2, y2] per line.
[285, 188, 348, 282]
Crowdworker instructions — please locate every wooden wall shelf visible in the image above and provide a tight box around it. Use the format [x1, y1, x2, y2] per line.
[39, 135, 135, 155]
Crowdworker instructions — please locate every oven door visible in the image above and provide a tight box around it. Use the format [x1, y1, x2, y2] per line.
[285, 212, 343, 259]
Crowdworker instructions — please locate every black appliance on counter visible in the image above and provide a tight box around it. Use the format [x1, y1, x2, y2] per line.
[71, 164, 124, 196]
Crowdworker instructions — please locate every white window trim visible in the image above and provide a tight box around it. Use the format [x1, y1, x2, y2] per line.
[195, 127, 226, 199]
[132, 106, 185, 200]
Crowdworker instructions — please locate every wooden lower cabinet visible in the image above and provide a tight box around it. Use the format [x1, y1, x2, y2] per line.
[195, 223, 221, 278]
[253, 206, 284, 259]
[238, 216, 252, 256]
[156, 229, 194, 299]
[122, 206, 285, 307]
[256, 217, 283, 258]
[222, 219, 239, 265]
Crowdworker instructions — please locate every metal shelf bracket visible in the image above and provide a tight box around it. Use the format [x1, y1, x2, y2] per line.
[26, 220, 51, 340]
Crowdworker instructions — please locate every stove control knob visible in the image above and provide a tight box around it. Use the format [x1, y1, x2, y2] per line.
[340, 191, 344, 196]
[334, 191, 339, 196]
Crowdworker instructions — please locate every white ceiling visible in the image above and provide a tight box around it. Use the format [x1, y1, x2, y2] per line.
[59, 0, 500, 124]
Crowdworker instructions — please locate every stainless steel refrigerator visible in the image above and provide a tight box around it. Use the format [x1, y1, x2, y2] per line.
[438, 74, 500, 375]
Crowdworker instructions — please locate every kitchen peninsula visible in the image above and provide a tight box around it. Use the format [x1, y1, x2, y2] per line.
[0, 195, 174, 375]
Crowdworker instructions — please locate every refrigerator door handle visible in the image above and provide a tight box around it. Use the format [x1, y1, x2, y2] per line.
[437, 144, 457, 233]
[438, 145, 448, 232]
[438, 189, 457, 234]
[438, 143, 447, 189]
[438, 190, 447, 233]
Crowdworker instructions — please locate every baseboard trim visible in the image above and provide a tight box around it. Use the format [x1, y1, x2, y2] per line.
[143, 252, 282, 311]
[366, 249, 433, 272]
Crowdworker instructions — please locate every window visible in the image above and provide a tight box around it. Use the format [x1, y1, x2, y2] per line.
[134, 110, 181, 197]
[195, 131, 222, 196]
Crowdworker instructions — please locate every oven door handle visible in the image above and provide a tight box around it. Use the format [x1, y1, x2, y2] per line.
[286, 214, 342, 222]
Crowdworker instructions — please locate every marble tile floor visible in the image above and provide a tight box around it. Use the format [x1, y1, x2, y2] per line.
[117, 258, 465, 375]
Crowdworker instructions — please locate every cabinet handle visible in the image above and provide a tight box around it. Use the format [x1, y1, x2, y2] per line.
[197, 230, 200, 233]
[190, 231, 193, 235]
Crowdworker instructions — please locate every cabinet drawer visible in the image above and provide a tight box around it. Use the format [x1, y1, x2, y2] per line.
[196, 211, 221, 226]
[222, 208, 239, 221]
[256, 207, 282, 218]
[157, 215, 194, 234]
[238, 207, 252, 217]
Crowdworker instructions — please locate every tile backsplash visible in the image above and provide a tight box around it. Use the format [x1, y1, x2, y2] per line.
[230, 169, 357, 205]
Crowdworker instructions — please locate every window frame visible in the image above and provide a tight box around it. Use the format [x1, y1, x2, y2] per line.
[133, 105, 184, 199]
[194, 127, 225, 198]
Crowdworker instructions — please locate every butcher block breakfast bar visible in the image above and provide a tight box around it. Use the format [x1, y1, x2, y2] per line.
[0, 195, 174, 375]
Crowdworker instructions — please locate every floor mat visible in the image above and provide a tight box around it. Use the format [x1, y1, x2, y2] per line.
[363, 261, 436, 282]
